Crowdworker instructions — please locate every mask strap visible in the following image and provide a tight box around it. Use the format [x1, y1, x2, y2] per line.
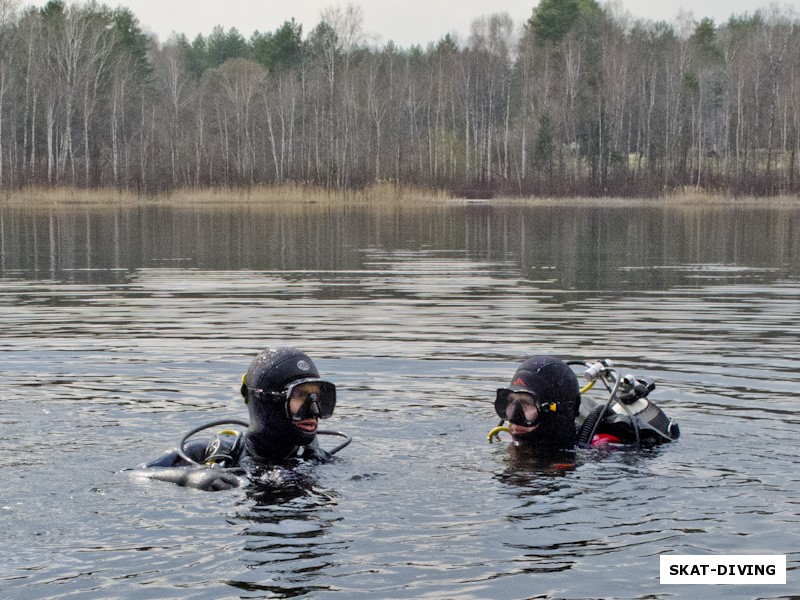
[241, 373, 248, 403]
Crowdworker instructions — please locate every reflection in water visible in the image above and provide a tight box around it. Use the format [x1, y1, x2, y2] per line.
[491, 445, 680, 594]
[229, 465, 342, 596]
[2, 204, 799, 288]
[498, 444, 578, 480]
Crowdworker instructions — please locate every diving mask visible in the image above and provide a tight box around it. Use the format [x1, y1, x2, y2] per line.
[495, 388, 557, 427]
[250, 378, 337, 421]
[283, 378, 336, 421]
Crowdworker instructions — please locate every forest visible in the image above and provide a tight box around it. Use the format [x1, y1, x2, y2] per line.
[0, 0, 798, 197]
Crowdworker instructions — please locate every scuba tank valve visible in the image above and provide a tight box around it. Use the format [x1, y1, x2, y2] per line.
[578, 370, 680, 446]
[584, 359, 613, 381]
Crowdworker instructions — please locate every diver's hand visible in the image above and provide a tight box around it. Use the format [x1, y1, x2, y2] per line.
[185, 468, 243, 491]
[134, 467, 244, 491]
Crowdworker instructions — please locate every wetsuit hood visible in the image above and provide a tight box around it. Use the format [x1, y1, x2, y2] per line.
[242, 347, 321, 461]
[504, 355, 581, 448]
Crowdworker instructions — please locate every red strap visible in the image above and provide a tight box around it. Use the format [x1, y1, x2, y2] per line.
[591, 433, 622, 447]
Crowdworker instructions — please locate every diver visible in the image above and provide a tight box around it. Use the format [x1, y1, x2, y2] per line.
[488, 355, 680, 449]
[137, 347, 349, 491]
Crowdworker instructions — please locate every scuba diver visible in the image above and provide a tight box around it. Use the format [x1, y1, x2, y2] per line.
[137, 347, 350, 491]
[488, 355, 680, 449]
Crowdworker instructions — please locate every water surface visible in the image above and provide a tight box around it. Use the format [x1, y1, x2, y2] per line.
[1, 201, 798, 599]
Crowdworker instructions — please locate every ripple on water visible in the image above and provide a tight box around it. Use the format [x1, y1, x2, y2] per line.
[2, 204, 800, 599]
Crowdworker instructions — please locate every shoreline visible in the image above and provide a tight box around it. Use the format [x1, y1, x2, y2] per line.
[1, 184, 798, 208]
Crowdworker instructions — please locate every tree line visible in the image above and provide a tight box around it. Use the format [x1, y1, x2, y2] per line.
[0, 0, 798, 197]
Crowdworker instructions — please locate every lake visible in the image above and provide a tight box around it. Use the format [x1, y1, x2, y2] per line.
[1, 199, 798, 599]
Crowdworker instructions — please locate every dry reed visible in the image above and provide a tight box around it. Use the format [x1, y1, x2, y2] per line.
[2, 184, 796, 208]
[1, 183, 452, 207]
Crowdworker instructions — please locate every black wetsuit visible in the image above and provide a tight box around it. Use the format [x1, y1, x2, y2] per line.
[139, 347, 343, 491]
[144, 434, 331, 469]
[498, 355, 679, 449]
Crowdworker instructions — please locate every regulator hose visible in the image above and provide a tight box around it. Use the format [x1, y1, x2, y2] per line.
[177, 419, 249, 466]
[317, 430, 352, 455]
[176, 420, 352, 465]
[577, 405, 606, 446]
[583, 368, 622, 444]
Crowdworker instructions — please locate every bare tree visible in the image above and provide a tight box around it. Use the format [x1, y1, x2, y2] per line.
[79, 9, 115, 185]
[0, 0, 20, 184]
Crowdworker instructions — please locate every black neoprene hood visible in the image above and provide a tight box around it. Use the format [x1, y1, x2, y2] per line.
[508, 355, 580, 409]
[246, 347, 320, 393]
[242, 346, 324, 458]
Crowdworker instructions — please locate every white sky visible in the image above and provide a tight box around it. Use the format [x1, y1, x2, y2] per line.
[44, 0, 800, 47]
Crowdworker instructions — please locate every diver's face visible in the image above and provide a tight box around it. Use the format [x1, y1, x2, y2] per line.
[505, 391, 540, 436]
[288, 382, 321, 433]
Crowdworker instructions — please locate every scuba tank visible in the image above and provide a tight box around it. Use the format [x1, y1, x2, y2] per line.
[576, 361, 680, 447]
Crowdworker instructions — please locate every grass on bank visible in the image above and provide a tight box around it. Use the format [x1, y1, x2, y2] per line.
[0, 183, 451, 206]
[1, 183, 798, 207]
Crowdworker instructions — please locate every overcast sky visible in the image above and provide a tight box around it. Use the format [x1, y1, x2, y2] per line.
[48, 0, 800, 46]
